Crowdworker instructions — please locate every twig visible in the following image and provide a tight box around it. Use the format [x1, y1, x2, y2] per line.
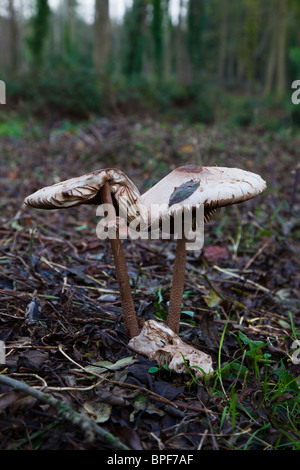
[242, 241, 270, 272]
[213, 265, 270, 293]
[0, 373, 129, 450]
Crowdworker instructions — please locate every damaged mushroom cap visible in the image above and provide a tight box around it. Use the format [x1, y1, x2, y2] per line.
[129, 319, 214, 378]
[24, 167, 146, 339]
[141, 164, 267, 225]
[24, 167, 147, 223]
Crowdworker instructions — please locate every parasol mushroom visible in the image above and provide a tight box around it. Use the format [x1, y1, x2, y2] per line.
[24, 164, 266, 378]
[24, 168, 146, 339]
[140, 164, 267, 334]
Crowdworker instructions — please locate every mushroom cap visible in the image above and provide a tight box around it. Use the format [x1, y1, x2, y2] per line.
[141, 164, 267, 224]
[24, 168, 146, 223]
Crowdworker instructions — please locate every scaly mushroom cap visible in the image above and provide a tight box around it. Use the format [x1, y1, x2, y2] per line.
[141, 164, 267, 225]
[24, 168, 146, 223]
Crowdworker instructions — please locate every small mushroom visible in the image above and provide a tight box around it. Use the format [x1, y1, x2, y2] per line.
[140, 165, 267, 334]
[24, 168, 145, 339]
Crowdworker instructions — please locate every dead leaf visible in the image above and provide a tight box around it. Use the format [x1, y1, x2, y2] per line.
[79, 356, 138, 375]
[83, 401, 112, 423]
[202, 245, 230, 263]
[203, 289, 221, 308]
[17, 349, 49, 371]
[130, 394, 164, 421]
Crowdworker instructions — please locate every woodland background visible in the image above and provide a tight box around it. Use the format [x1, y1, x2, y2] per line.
[1, 0, 300, 126]
[0, 0, 299, 452]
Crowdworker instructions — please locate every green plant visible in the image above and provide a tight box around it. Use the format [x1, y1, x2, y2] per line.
[183, 322, 300, 450]
[152, 288, 168, 321]
[27, 0, 51, 69]
[0, 119, 24, 138]
[8, 57, 102, 118]
[148, 364, 170, 374]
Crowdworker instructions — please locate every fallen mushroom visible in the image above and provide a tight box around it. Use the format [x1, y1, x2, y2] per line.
[24, 168, 145, 339]
[140, 165, 267, 334]
[129, 319, 213, 377]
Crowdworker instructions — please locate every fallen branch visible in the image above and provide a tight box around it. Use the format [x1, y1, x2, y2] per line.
[0, 373, 129, 450]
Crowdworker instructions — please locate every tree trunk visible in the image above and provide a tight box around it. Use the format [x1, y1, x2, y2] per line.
[175, 0, 186, 83]
[243, 0, 259, 94]
[27, 0, 51, 72]
[264, 0, 288, 98]
[276, 0, 288, 99]
[94, 0, 111, 73]
[263, 21, 276, 96]
[122, 0, 147, 77]
[163, 0, 171, 79]
[217, 0, 228, 87]
[8, 0, 19, 74]
[187, 0, 205, 82]
[64, 0, 76, 56]
[151, 0, 164, 81]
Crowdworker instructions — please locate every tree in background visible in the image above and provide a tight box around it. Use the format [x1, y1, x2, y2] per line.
[288, 0, 300, 80]
[94, 0, 111, 74]
[213, 0, 246, 88]
[150, 0, 164, 81]
[264, 0, 288, 99]
[64, 0, 77, 57]
[217, 0, 228, 87]
[8, 0, 20, 75]
[242, 0, 259, 93]
[276, 0, 288, 99]
[174, 0, 188, 83]
[27, 0, 51, 71]
[186, 0, 205, 82]
[121, 0, 147, 78]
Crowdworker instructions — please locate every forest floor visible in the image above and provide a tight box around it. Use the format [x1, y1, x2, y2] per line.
[0, 115, 299, 450]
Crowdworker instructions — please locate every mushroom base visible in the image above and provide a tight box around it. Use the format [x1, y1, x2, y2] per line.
[129, 320, 214, 378]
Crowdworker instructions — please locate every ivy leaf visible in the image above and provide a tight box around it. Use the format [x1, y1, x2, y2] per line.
[168, 180, 200, 207]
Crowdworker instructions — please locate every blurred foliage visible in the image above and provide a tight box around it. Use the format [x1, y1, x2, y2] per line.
[26, 0, 51, 70]
[0, 117, 24, 138]
[150, 0, 168, 81]
[9, 57, 102, 118]
[187, 0, 205, 80]
[121, 0, 147, 78]
[1, 0, 300, 127]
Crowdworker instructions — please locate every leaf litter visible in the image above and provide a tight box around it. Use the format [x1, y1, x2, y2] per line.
[0, 117, 299, 450]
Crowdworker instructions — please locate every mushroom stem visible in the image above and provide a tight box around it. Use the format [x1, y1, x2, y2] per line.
[166, 235, 187, 334]
[101, 182, 140, 339]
